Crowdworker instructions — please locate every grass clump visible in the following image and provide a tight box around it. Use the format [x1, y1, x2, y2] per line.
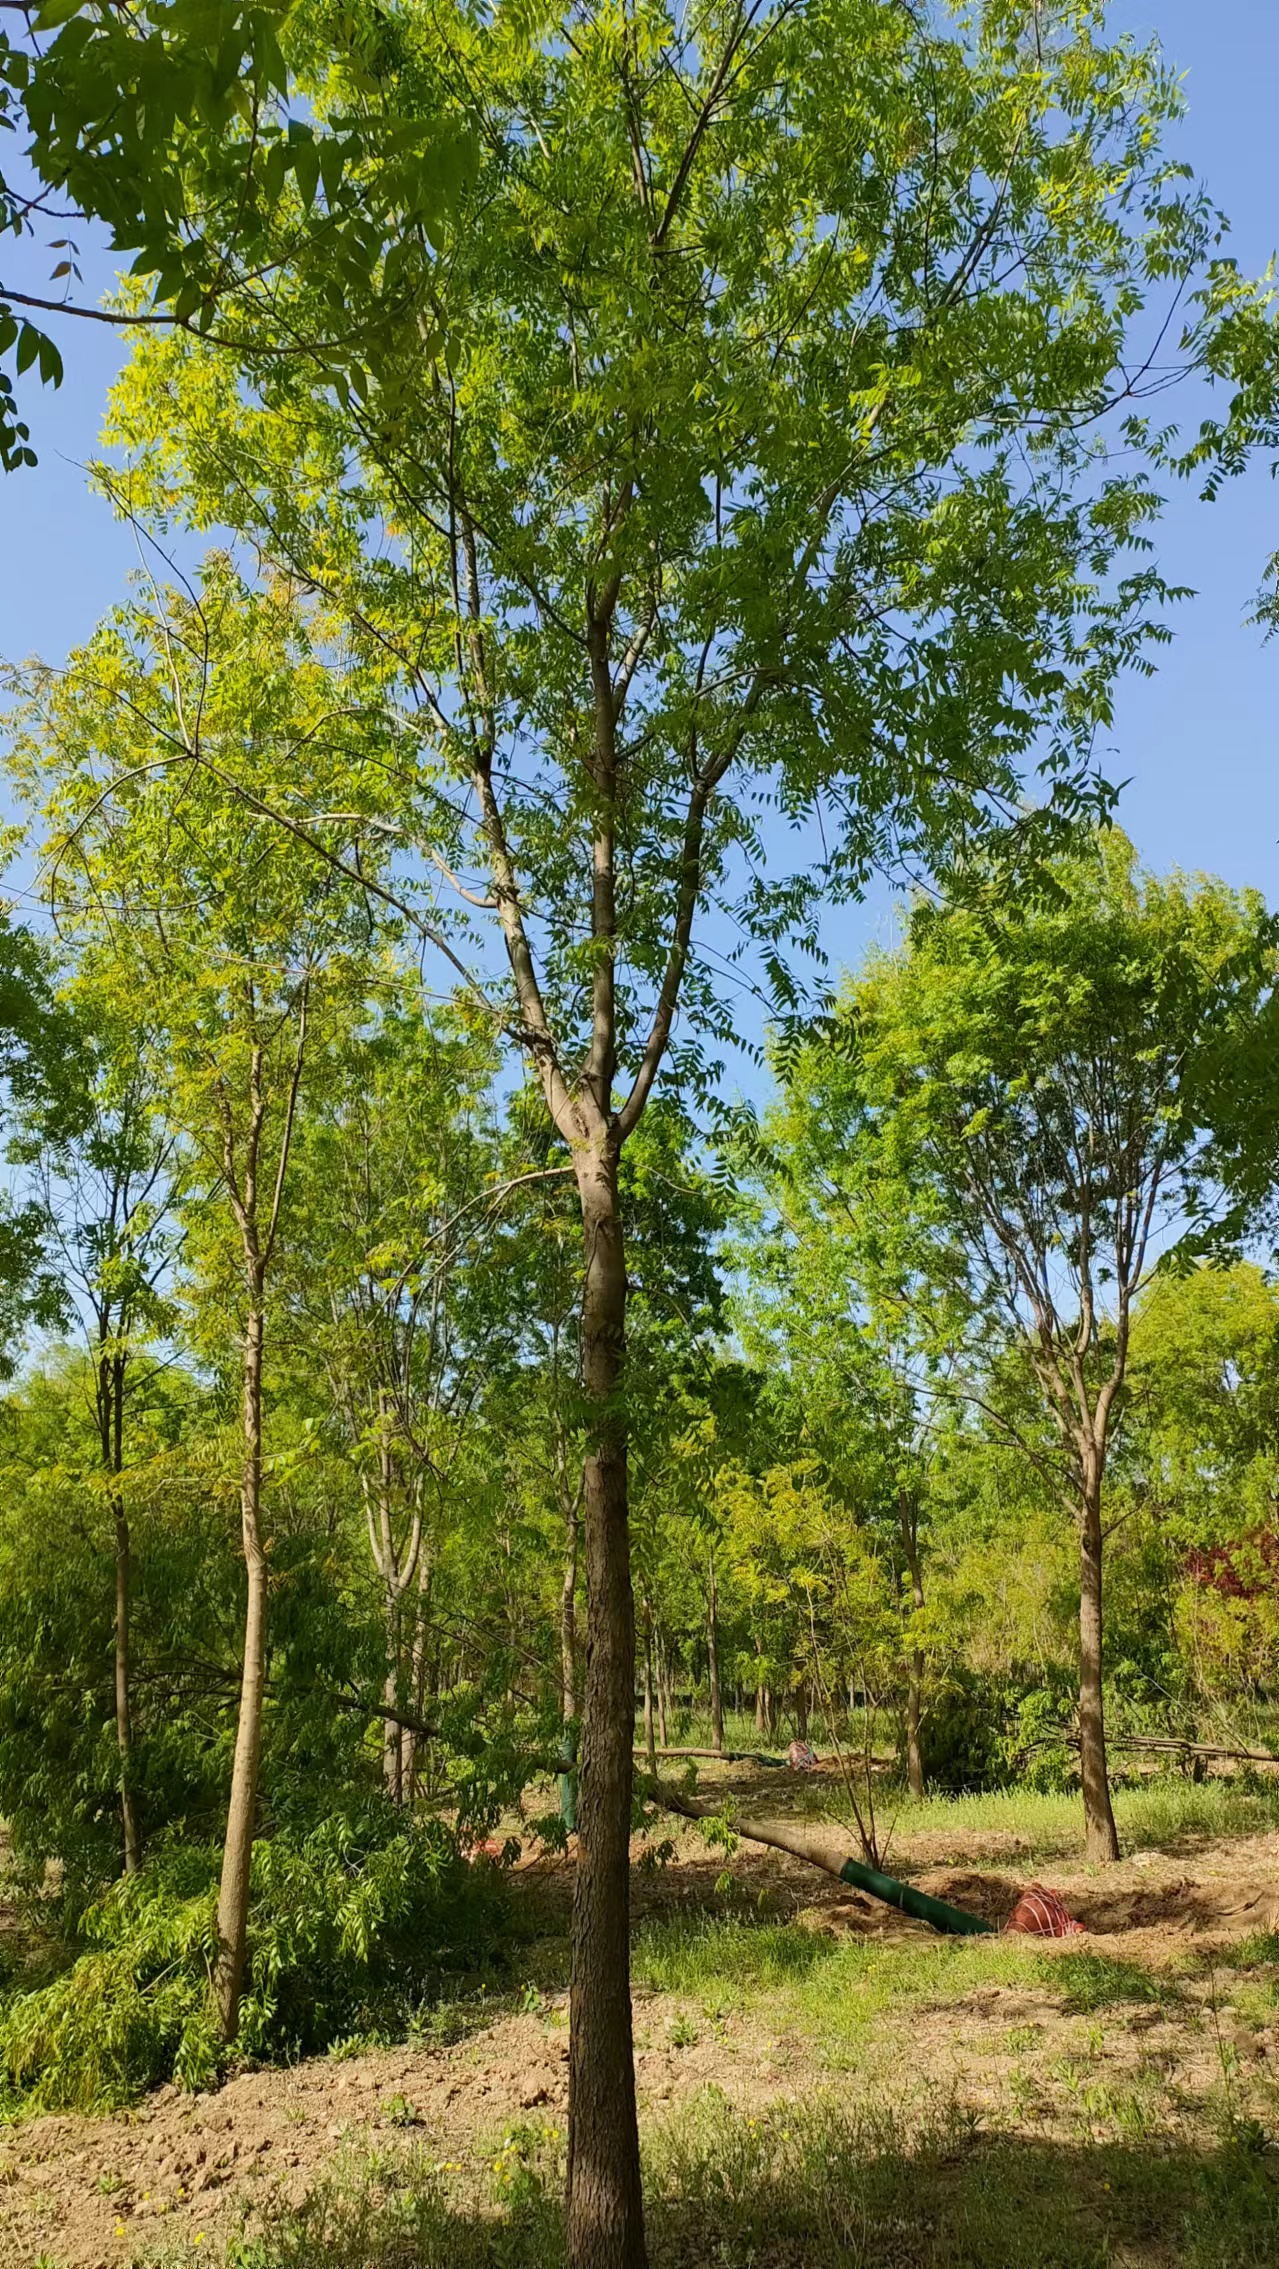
[0, 1805, 510, 2113]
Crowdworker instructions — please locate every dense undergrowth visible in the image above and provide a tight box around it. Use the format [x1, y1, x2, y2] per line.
[0, 1806, 512, 2114]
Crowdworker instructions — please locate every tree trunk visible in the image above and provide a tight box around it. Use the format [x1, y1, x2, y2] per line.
[656, 1633, 670, 1750]
[706, 1554, 723, 1754]
[101, 1350, 142, 1876]
[566, 1150, 645, 2269]
[642, 1602, 657, 1775]
[113, 1494, 142, 1875]
[754, 1636, 766, 1734]
[905, 1660, 925, 1800]
[383, 1590, 403, 1806]
[1079, 1482, 1119, 1862]
[562, 1495, 580, 1726]
[795, 1681, 809, 1743]
[214, 1288, 268, 2040]
[402, 1553, 431, 1801]
[899, 1492, 926, 1800]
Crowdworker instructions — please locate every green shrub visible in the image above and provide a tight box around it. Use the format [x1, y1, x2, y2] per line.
[0, 1805, 509, 2112]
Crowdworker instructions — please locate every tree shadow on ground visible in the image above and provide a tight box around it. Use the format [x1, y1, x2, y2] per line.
[229, 2109, 1279, 2268]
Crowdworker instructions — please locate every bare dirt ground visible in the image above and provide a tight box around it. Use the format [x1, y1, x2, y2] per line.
[5, 1782, 1279, 2269]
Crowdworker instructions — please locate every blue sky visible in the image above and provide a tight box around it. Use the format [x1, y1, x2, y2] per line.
[1, 0, 1277, 972]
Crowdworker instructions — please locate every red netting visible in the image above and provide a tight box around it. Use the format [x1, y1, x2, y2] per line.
[1001, 1883, 1085, 1937]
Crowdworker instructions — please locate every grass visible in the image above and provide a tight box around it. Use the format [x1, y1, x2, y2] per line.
[634, 1910, 1184, 2028]
[129, 2099, 1279, 2268]
[30, 1770, 1279, 2267]
[805, 1774, 1279, 1867]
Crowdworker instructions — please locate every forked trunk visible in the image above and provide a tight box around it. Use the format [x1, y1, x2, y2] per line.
[214, 1292, 268, 2040]
[566, 1150, 645, 2269]
[1079, 1481, 1119, 1863]
[706, 1554, 723, 1753]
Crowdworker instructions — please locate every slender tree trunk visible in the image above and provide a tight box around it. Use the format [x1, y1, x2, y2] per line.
[656, 1633, 670, 1749]
[754, 1635, 766, 1734]
[706, 1554, 723, 1754]
[905, 1664, 925, 1800]
[900, 1503, 926, 1802]
[795, 1682, 809, 1743]
[566, 1149, 645, 2269]
[402, 1553, 431, 1801]
[113, 1495, 142, 1874]
[101, 1350, 142, 1876]
[562, 1496, 580, 1726]
[642, 1602, 657, 1775]
[214, 1285, 268, 2040]
[1078, 1477, 1119, 1862]
[383, 1588, 403, 1805]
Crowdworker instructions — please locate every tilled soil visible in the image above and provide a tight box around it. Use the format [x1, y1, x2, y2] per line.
[5, 1810, 1279, 2269]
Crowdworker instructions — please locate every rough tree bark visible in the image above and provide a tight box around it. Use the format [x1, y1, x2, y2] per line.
[566, 1145, 645, 2269]
[558, 1414, 581, 1727]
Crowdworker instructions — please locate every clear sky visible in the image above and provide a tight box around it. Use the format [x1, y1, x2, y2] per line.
[1, 0, 1276, 954]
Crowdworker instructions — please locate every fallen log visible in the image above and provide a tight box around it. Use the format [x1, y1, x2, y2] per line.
[1041, 1727, 1279, 1768]
[638, 1771, 996, 1937]
[632, 1745, 788, 1768]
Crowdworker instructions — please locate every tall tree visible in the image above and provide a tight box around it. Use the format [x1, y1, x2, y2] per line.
[100, 9, 1242, 2258]
[819, 835, 1276, 1859]
[16, 978, 184, 1874]
[9, 561, 376, 2036]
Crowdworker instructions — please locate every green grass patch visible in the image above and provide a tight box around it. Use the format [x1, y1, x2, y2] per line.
[818, 1776, 1279, 1866]
[635, 1911, 1181, 2046]
[1050, 1950, 1180, 2012]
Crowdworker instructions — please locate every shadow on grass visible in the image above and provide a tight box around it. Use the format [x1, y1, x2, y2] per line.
[202, 2098, 1279, 2269]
